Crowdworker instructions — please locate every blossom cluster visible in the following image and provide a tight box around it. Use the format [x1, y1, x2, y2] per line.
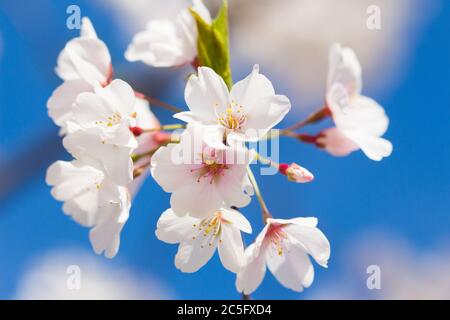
[46, 1, 392, 296]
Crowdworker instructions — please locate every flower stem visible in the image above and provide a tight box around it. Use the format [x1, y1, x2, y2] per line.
[283, 106, 331, 132]
[246, 167, 272, 223]
[135, 91, 183, 113]
[143, 124, 186, 133]
[254, 152, 279, 168]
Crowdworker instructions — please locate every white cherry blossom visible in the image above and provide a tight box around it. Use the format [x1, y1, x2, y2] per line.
[46, 160, 130, 258]
[236, 217, 330, 294]
[125, 0, 211, 67]
[326, 43, 393, 161]
[62, 79, 138, 186]
[48, 17, 111, 134]
[174, 65, 291, 145]
[151, 125, 255, 218]
[56, 18, 112, 84]
[156, 207, 252, 273]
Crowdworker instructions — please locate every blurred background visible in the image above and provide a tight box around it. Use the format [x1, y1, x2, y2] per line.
[1, 0, 450, 299]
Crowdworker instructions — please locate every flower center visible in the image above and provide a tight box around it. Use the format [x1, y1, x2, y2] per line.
[191, 212, 225, 248]
[191, 161, 229, 184]
[190, 150, 229, 184]
[266, 224, 288, 256]
[216, 102, 247, 130]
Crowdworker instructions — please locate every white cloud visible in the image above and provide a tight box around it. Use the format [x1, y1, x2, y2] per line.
[14, 249, 175, 299]
[309, 232, 450, 300]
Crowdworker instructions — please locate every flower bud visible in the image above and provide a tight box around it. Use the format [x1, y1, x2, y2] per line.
[279, 163, 314, 183]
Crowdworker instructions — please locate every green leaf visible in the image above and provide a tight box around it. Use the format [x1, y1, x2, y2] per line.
[190, 0, 232, 88]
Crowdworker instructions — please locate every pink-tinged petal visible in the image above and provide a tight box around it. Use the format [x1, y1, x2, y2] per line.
[218, 224, 245, 273]
[184, 67, 229, 124]
[56, 37, 111, 84]
[266, 237, 315, 292]
[279, 163, 314, 183]
[236, 243, 267, 295]
[155, 209, 198, 245]
[316, 127, 359, 157]
[150, 143, 193, 192]
[170, 179, 223, 217]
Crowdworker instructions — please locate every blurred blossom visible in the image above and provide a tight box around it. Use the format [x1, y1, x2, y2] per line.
[229, 0, 438, 108]
[107, 0, 437, 110]
[310, 232, 450, 300]
[14, 249, 175, 299]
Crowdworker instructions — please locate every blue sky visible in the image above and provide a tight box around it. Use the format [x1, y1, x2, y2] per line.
[0, 0, 449, 299]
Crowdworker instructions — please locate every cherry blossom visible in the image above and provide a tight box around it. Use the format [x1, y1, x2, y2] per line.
[46, 160, 130, 258]
[236, 217, 330, 294]
[56, 18, 112, 84]
[156, 207, 252, 273]
[325, 43, 393, 161]
[151, 125, 255, 218]
[174, 65, 291, 145]
[47, 17, 111, 135]
[62, 79, 138, 186]
[125, 0, 211, 67]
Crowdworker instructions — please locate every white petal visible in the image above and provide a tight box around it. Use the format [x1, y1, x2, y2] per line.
[80, 17, 98, 38]
[266, 237, 314, 292]
[150, 143, 193, 192]
[327, 43, 362, 96]
[184, 67, 229, 124]
[97, 79, 136, 117]
[125, 10, 197, 68]
[47, 79, 93, 134]
[56, 37, 111, 84]
[220, 208, 252, 234]
[236, 243, 267, 295]
[46, 160, 103, 201]
[155, 209, 198, 244]
[218, 225, 245, 273]
[63, 129, 134, 186]
[191, 0, 212, 23]
[284, 222, 331, 267]
[174, 230, 219, 273]
[170, 179, 223, 217]
[89, 187, 130, 258]
[230, 65, 275, 112]
[242, 94, 291, 140]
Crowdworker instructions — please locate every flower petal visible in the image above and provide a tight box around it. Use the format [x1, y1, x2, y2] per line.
[218, 224, 245, 273]
[236, 243, 267, 295]
[56, 37, 111, 84]
[266, 238, 314, 292]
[174, 229, 219, 273]
[184, 67, 229, 124]
[220, 208, 252, 234]
[284, 222, 331, 267]
[155, 209, 198, 244]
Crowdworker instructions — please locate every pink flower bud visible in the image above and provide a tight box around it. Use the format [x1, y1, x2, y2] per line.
[279, 163, 314, 183]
